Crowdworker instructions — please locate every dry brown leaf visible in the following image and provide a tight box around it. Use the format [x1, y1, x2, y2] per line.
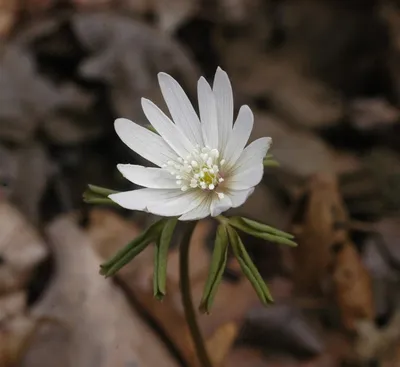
[355, 310, 400, 364]
[21, 215, 179, 367]
[250, 112, 360, 179]
[0, 315, 35, 367]
[224, 347, 269, 367]
[242, 304, 323, 357]
[350, 98, 400, 130]
[154, 0, 198, 33]
[10, 143, 53, 224]
[0, 46, 60, 143]
[290, 173, 374, 330]
[291, 173, 349, 296]
[87, 209, 259, 367]
[71, 13, 199, 122]
[0, 291, 26, 323]
[332, 241, 374, 330]
[0, 0, 18, 38]
[0, 201, 48, 295]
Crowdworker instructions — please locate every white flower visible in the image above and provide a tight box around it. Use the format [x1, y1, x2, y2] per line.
[109, 67, 272, 221]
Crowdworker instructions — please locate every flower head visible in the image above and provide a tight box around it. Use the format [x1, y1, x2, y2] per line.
[109, 67, 272, 220]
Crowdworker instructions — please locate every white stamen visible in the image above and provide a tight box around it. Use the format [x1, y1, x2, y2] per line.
[217, 192, 225, 199]
[164, 147, 225, 194]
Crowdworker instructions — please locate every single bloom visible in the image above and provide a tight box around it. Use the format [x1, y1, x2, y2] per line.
[109, 67, 272, 220]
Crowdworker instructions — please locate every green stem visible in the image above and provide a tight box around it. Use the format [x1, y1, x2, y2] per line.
[179, 221, 213, 367]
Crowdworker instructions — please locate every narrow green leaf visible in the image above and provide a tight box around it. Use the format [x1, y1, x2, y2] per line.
[227, 226, 273, 305]
[232, 217, 294, 239]
[103, 239, 150, 277]
[87, 184, 119, 196]
[100, 218, 166, 277]
[263, 158, 280, 167]
[153, 218, 178, 300]
[236, 257, 268, 304]
[199, 224, 229, 314]
[83, 197, 119, 206]
[229, 217, 297, 247]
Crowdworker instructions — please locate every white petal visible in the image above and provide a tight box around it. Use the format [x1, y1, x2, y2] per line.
[230, 137, 272, 174]
[141, 98, 195, 158]
[210, 195, 232, 217]
[109, 188, 195, 217]
[108, 188, 172, 211]
[117, 164, 178, 188]
[179, 195, 212, 221]
[114, 118, 176, 167]
[148, 190, 204, 217]
[158, 72, 203, 146]
[197, 77, 218, 148]
[228, 164, 264, 190]
[227, 188, 255, 208]
[224, 105, 254, 168]
[213, 67, 233, 151]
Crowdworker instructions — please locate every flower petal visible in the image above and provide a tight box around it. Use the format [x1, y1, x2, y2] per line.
[114, 118, 177, 167]
[158, 72, 203, 146]
[227, 188, 255, 208]
[108, 188, 170, 211]
[179, 195, 213, 221]
[109, 188, 196, 217]
[117, 164, 178, 188]
[197, 77, 218, 148]
[148, 190, 204, 217]
[213, 67, 233, 151]
[141, 98, 195, 158]
[210, 195, 232, 217]
[230, 137, 272, 174]
[227, 164, 264, 190]
[224, 105, 254, 168]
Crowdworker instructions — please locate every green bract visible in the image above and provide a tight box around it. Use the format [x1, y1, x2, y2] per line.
[153, 218, 178, 300]
[199, 224, 229, 314]
[228, 216, 297, 247]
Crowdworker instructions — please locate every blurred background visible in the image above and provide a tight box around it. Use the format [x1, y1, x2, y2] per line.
[2, 0, 400, 366]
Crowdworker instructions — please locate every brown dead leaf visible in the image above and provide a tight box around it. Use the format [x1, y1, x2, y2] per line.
[291, 173, 349, 296]
[0, 315, 35, 367]
[21, 215, 179, 367]
[10, 143, 53, 225]
[224, 347, 268, 367]
[350, 98, 399, 130]
[290, 173, 374, 330]
[332, 241, 374, 330]
[71, 12, 199, 122]
[154, 0, 198, 33]
[242, 304, 323, 357]
[0, 291, 26, 323]
[0, 46, 60, 143]
[355, 310, 400, 364]
[87, 209, 259, 367]
[0, 201, 48, 295]
[0, 0, 18, 39]
[251, 112, 360, 179]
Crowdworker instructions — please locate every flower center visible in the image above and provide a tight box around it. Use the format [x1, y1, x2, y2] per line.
[163, 146, 225, 198]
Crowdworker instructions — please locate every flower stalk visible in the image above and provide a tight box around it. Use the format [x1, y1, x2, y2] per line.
[179, 221, 214, 367]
